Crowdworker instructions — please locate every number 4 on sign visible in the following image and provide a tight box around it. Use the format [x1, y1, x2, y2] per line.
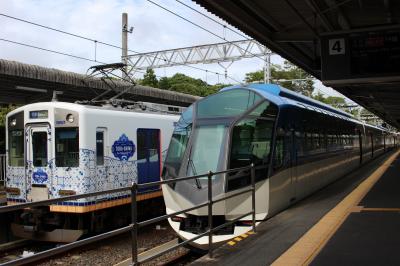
[329, 38, 345, 55]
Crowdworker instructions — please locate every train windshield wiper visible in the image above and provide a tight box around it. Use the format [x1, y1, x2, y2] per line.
[188, 159, 202, 189]
[187, 147, 202, 189]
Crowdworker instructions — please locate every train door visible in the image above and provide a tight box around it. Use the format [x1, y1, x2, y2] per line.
[137, 129, 161, 192]
[358, 130, 362, 164]
[370, 133, 374, 158]
[383, 135, 386, 152]
[25, 124, 52, 201]
[96, 128, 108, 190]
[290, 129, 297, 203]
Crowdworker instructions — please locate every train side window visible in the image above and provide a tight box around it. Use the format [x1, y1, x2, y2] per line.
[32, 131, 48, 167]
[8, 129, 24, 166]
[55, 127, 79, 167]
[96, 130, 105, 166]
[230, 118, 273, 168]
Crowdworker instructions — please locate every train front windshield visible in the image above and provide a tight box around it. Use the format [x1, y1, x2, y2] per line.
[163, 88, 278, 202]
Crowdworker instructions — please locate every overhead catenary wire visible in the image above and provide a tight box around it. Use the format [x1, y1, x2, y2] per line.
[0, 38, 105, 64]
[0, 37, 163, 79]
[175, 0, 250, 41]
[0, 13, 241, 84]
[146, 0, 268, 63]
[0, 37, 243, 85]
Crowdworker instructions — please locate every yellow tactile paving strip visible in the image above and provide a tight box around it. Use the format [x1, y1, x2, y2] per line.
[272, 150, 400, 266]
[227, 231, 255, 246]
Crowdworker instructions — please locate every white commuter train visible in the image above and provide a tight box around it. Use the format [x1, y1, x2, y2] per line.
[162, 84, 398, 249]
[6, 101, 181, 242]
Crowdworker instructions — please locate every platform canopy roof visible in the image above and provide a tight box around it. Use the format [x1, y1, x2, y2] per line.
[194, 0, 400, 128]
[0, 59, 199, 106]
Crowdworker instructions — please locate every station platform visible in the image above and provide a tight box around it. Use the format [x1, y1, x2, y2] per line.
[191, 150, 400, 266]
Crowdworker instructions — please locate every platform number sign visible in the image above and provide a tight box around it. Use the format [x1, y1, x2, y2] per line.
[329, 38, 345, 55]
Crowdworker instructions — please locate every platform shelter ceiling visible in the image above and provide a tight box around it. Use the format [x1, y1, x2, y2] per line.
[194, 0, 400, 128]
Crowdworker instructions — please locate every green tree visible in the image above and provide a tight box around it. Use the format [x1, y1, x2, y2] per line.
[0, 105, 19, 153]
[158, 77, 170, 90]
[245, 61, 314, 96]
[311, 92, 359, 116]
[156, 73, 231, 97]
[140, 68, 159, 88]
[0, 105, 18, 127]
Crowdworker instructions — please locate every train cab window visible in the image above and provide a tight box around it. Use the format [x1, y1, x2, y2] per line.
[187, 124, 227, 178]
[9, 129, 24, 166]
[163, 105, 193, 178]
[32, 132, 48, 167]
[197, 89, 261, 118]
[96, 131, 104, 166]
[55, 128, 79, 167]
[228, 101, 277, 191]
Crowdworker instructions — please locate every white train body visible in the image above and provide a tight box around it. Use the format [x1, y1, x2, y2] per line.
[162, 84, 398, 249]
[6, 101, 179, 213]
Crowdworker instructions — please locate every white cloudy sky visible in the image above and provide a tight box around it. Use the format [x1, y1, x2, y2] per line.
[0, 0, 349, 100]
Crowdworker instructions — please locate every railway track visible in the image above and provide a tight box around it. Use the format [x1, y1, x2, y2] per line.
[115, 238, 202, 266]
[0, 221, 181, 266]
[0, 240, 54, 264]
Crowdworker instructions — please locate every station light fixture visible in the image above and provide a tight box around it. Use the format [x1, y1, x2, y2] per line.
[15, 86, 48, 93]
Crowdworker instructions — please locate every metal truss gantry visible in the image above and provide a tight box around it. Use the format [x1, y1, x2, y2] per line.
[124, 39, 273, 83]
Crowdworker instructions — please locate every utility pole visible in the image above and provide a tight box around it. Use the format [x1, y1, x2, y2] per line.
[122, 13, 128, 80]
[264, 54, 271, 84]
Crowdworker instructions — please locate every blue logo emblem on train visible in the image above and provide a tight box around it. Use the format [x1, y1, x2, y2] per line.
[32, 169, 48, 183]
[112, 134, 136, 161]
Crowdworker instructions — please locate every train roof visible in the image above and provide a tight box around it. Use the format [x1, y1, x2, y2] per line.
[221, 84, 395, 132]
[7, 101, 183, 118]
[221, 83, 352, 118]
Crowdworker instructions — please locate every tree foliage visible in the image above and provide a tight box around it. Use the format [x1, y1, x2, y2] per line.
[137, 71, 231, 97]
[313, 92, 345, 107]
[245, 60, 314, 96]
[0, 105, 19, 153]
[0, 105, 18, 127]
[140, 68, 159, 88]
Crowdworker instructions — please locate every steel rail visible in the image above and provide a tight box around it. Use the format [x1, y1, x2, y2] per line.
[0, 225, 132, 266]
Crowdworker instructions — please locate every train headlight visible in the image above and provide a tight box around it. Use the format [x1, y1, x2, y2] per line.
[10, 118, 16, 127]
[66, 114, 74, 123]
[171, 216, 184, 222]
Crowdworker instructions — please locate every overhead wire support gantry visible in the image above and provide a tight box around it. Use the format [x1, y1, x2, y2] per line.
[124, 39, 273, 83]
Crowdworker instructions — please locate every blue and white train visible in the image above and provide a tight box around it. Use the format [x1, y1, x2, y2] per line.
[6, 101, 181, 242]
[162, 84, 398, 249]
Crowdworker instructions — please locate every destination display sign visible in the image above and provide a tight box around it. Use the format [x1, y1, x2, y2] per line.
[350, 31, 400, 76]
[321, 27, 400, 85]
[30, 110, 48, 119]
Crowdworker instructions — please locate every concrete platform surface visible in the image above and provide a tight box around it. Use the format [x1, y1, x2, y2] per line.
[312, 154, 400, 266]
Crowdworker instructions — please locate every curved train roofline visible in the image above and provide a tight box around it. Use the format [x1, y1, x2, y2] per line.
[221, 83, 393, 133]
[6, 101, 180, 119]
